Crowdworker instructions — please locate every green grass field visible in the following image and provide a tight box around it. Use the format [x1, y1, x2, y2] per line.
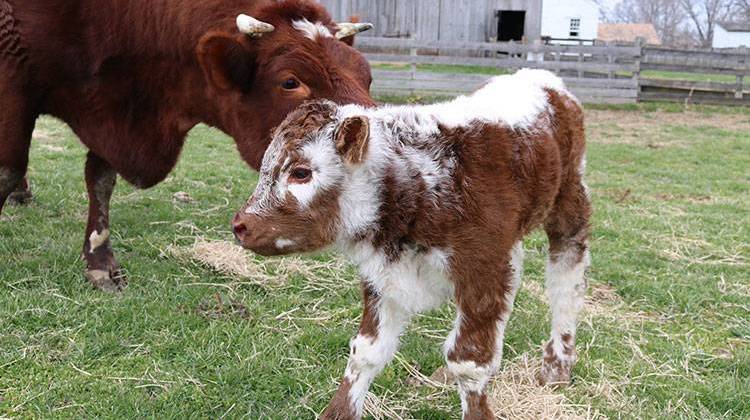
[1, 102, 749, 419]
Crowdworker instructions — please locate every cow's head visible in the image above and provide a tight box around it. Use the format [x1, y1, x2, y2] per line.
[196, 0, 375, 169]
[231, 100, 373, 256]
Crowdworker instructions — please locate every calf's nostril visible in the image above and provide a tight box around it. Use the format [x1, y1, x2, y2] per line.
[232, 220, 248, 238]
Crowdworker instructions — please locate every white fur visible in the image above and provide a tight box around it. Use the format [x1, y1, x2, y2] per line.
[338, 243, 453, 416]
[339, 69, 571, 132]
[545, 246, 590, 356]
[274, 238, 296, 249]
[345, 244, 454, 315]
[345, 298, 412, 416]
[88, 229, 110, 253]
[293, 18, 333, 40]
[287, 135, 344, 208]
[446, 360, 495, 416]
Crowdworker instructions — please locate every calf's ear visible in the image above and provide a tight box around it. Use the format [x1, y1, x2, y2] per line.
[335, 116, 370, 165]
[197, 32, 256, 93]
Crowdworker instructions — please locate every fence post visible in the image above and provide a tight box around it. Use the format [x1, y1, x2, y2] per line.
[410, 47, 417, 96]
[607, 41, 614, 81]
[578, 39, 584, 78]
[736, 46, 746, 100]
[633, 37, 643, 100]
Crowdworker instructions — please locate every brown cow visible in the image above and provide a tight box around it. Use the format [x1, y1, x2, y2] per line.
[232, 69, 591, 419]
[0, 0, 375, 291]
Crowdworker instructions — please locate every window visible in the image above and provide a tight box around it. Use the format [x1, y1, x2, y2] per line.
[569, 18, 581, 37]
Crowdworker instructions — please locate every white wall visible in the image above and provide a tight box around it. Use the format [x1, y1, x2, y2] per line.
[540, 0, 599, 41]
[713, 25, 750, 48]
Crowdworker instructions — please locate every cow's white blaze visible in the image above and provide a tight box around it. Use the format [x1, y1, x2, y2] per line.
[293, 18, 333, 40]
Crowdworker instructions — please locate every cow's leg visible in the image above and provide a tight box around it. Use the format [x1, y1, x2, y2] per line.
[7, 176, 32, 205]
[82, 152, 126, 292]
[540, 178, 591, 386]
[0, 79, 35, 215]
[445, 243, 523, 420]
[322, 284, 412, 420]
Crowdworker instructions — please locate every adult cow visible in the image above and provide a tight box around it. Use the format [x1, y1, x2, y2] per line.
[0, 0, 375, 291]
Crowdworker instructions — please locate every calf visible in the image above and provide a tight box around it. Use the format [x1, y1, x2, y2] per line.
[233, 69, 591, 419]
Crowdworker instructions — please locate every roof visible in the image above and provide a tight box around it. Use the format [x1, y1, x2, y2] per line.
[717, 21, 750, 32]
[597, 23, 661, 45]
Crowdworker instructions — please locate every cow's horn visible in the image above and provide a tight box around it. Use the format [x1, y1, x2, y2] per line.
[236, 14, 275, 36]
[335, 22, 373, 39]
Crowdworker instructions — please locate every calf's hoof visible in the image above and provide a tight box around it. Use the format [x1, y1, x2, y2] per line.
[85, 265, 127, 293]
[537, 357, 575, 387]
[7, 189, 33, 205]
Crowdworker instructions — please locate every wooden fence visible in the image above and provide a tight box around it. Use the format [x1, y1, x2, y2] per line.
[355, 37, 750, 105]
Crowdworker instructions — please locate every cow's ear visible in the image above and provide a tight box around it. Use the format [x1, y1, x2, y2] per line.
[197, 32, 256, 92]
[335, 116, 370, 165]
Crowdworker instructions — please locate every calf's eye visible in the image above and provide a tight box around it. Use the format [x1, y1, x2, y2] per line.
[282, 78, 301, 90]
[290, 167, 312, 183]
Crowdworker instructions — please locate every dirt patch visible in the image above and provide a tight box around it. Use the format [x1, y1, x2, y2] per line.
[585, 109, 750, 148]
[196, 293, 250, 320]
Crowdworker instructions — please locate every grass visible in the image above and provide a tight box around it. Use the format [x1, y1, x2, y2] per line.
[1, 102, 749, 419]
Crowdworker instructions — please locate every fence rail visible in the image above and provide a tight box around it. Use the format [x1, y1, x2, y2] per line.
[356, 38, 750, 106]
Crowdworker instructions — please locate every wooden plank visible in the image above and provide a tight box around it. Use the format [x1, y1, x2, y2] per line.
[641, 62, 749, 76]
[366, 54, 636, 73]
[639, 78, 748, 93]
[355, 37, 641, 56]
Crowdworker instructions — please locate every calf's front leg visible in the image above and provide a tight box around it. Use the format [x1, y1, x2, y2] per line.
[82, 153, 126, 292]
[445, 244, 523, 420]
[322, 284, 412, 420]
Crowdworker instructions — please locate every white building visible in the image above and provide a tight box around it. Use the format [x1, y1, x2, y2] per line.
[713, 22, 750, 48]
[493, 0, 600, 42]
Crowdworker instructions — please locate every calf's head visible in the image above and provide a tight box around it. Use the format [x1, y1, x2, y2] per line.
[196, 0, 375, 169]
[232, 101, 371, 256]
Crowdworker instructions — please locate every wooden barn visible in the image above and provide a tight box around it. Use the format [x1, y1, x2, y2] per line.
[317, 0, 600, 43]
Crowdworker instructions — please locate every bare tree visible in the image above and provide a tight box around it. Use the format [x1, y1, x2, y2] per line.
[731, 0, 750, 20]
[611, 0, 689, 46]
[680, 0, 734, 47]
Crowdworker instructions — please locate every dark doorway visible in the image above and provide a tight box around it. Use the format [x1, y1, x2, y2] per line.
[496, 11, 526, 41]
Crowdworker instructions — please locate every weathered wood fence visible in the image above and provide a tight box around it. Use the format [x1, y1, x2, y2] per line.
[640, 46, 749, 105]
[355, 38, 750, 105]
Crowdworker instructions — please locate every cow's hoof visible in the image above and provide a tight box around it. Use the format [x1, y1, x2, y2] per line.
[7, 190, 33, 205]
[85, 266, 127, 293]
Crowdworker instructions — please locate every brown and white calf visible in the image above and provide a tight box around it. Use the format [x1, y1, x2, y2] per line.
[233, 69, 591, 419]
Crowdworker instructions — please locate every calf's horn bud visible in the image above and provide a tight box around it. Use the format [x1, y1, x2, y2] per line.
[335, 22, 373, 39]
[236, 14, 275, 36]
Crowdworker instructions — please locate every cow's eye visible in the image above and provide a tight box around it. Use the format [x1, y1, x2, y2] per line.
[289, 167, 312, 183]
[282, 78, 301, 90]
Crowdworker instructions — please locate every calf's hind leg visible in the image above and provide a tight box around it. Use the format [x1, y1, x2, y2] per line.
[540, 179, 591, 386]
[82, 152, 126, 292]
